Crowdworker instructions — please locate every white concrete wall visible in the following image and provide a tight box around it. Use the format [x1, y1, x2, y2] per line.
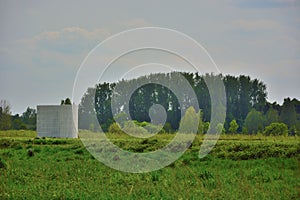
[37, 105, 78, 138]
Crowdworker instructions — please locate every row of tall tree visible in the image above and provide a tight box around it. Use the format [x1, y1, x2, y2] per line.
[1, 73, 299, 134]
[79, 72, 300, 134]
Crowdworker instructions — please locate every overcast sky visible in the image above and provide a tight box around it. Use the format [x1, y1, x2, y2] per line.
[1, 0, 299, 114]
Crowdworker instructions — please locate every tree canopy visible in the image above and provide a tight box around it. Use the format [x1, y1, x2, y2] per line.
[77, 72, 300, 134]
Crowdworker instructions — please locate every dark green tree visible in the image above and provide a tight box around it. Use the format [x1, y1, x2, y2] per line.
[61, 98, 72, 105]
[280, 98, 297, 128]
[65, 98, 72, 105]
[95, 82, 115, 132]
[21, 107, 36, 130]
[79, 87, 98, 130]
[12, 114, 24, 130]
[78, 72, 268, 133]
[264, 107, 279, 126]
[229, 119, 239, 134]
[244, 108, 263, 134]
[238, 75, 252, 124]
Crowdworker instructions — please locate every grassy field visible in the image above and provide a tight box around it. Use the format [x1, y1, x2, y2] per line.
[0, 130, 299, 199]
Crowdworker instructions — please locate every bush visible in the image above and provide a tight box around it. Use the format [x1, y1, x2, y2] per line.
[242, 127, 248, 134]
[229, 119, 239, 134]
[263, 122, 288, 136]
[217, 123, 226, 134]
[163, 122, 173, 133]
[108, 122, 123, 134]
[203, 122, 210, 134]
[11, 142, 23, 150]
[134, 121, 148, 127]
[123, 121, 149, 135]
[289, 126, 298, 136]
[0, 157, 8, 169]
[34, 147, 41, 153]
[143, 123, 163, 134]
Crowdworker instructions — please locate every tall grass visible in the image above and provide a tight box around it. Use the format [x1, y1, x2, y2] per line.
[0, 130, 299, 199]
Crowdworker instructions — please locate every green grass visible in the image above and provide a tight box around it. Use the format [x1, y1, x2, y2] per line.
[0, 130, 299, 199]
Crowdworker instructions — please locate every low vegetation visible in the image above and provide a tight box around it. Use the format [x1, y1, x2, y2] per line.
[0, 130, 299, 199]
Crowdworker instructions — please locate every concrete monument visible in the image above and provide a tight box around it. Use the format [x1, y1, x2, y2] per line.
[37, 104, 78, 138]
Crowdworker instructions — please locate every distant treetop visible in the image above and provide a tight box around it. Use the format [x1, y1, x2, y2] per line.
[61, 98, 72, 105]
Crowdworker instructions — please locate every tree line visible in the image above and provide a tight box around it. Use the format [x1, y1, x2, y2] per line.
[0, 98, 72, 131]
[78, 72, 300, 135]
[0, 100, 36, 131]
[1, 73, 299, 135]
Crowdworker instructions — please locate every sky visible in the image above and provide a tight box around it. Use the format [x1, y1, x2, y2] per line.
[0, 0, 300, 114]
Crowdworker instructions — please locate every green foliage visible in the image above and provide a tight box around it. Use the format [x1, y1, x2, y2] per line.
[242, 127, 248, 134]
[108, 122, 123, 134]
[0, 130, 299, 199]
[61, 98, 72, 105]
[0, 100, 12, 130]
[280, 98, 297, 128]
[244, 108, 263, 134]
[263, 122, 288, 136]
[78, 87, 98, 130]
[79, 73, 270, 133]
[143, 123, 163, 134]
[11, 115, 26, 130]
[229, 119, 239, 134]
[163, 122, 172, 133]
[203, 122, 210, 134]
[197, 111, 204, 134]
[123, 121, 149, 135]
[65, 98, 72, 105]
[0, 157, 8, 169]
[179, 106, 199, 133]
[20, 107, 36, 130]
[216, 123, 226, 134]
[289, 125, 298, 136]
[114, 112, 128, 127]
[9, 107, 36, 130]
[264, 107, 279, 126]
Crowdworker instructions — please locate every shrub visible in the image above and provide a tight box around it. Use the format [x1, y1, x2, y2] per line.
[217, 123, 226, 134]
[0, 157, 8, 169]
[203, 122, 210, 134]
[143, 123, 163, 134]
[123, 121, 149, 135]
[242, 127, 248, 134]
[229, 119, 239, 134]
[34, 147, 41, 153]
[108, 122, 123, 134]
[0, 139, 11, 148]
[263, 122, 288, 136]
[74, 148, 84, 155]
[163, 122, 173, 133]
[11, 142, 23, 150]
[289, 125, 298, 136]
[134, 121, 149, 127]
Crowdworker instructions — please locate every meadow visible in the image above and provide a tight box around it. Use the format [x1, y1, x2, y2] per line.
[0, 130, 299, 199]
